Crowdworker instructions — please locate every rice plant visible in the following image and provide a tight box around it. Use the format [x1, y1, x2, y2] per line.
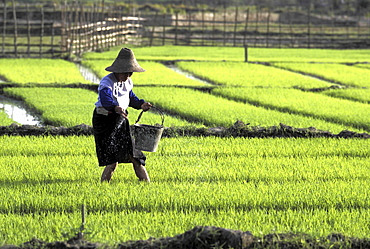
[81, 60, 208, 87]
[2, 87, 199, 127]
[321, 88, 370, 104]
[176, 61, 334, 89]
[211, 87, 370, 131]
[134, 86, 365, 133]
[0, 59, 91, 85]
[1, 136, 369, 245]
[82, 46, 370, 63]
[0, 110, 16, 126]
[272, 62, 370, 88]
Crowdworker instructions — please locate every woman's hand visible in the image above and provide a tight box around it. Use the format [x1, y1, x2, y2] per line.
[141, 102, 152, 112]
[114, 106, 128, 118]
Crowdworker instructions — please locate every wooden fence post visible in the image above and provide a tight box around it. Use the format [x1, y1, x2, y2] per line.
[26, 3, 31, 56]
[114, 4, 117, 46]
[243, 8, 249, 46]
[92, 2, 97, 51]
[288, 11, 295, 47]
[307, 2, 311, 48]
[100, 0, 104, 22]
[212, 8, 216, 46]
[174, 11, 178, 45]
[266, 8, 270, 48]
[2, 0, 6, 56]
[201, 8, 205, 46]
[68, 1, 74, 58]
[254, 6, 259, 47]
[80, 3, 86, 54]
[12, 0, 17, 57]
[244, 45, 248, 62]
[223, 5, 226, 46]
[162, 13, 166, 46]
[278, 18, 282, 48]
[73, 1, 79, 55]
[51, 3, 55, 57]
[149, 11, 158, 46]
[40, 5, 44, 57]
[233, 6, 238, 47]
[60, 0, 66, 54]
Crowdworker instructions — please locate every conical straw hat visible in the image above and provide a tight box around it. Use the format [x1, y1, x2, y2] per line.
[105, 48, 145, 73]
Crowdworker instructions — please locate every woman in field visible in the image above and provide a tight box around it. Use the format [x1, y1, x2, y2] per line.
[92, 48, 152, 183]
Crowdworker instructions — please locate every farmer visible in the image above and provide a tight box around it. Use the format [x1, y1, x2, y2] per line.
[92, 48, 152, 183]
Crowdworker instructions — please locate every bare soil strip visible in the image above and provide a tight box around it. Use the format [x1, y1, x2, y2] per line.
[2, 226, 370, 249]
[0, 122, 369, 138]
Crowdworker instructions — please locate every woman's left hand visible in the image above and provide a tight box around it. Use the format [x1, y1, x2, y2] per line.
[141, 102, 152, 112]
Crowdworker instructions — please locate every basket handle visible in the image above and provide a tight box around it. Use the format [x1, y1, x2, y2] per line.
[135, 106, 165, 126]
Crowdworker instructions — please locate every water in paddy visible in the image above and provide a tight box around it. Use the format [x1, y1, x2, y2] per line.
[77, 64, 100, 84]
[0, 95, 42, 125]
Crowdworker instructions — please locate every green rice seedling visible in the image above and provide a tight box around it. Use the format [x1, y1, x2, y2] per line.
[81, 60, 209, 88]
[176, 61, 334, 89]
[1, 136, 370, 245]
[211, 87, 370, 132]
[134, 86, 364, 133]
[0, 110, 16, 126]
[82, 46, 370, 63]
[321, 88, 370, 104]
[247, 48, 370, 63]
[2, 87, 198, 127]
[0, 59, 91, 85]
[3, 87, 97, 126]
[272, 62, 370, 88]
[82, 45, 245, 61]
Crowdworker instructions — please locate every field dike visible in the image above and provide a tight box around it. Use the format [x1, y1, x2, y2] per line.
[2, 225, 370, 249]
[0, 121, 369, 138]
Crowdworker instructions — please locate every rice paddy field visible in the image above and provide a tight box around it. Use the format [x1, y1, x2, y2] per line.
[0, 45, 369, 247]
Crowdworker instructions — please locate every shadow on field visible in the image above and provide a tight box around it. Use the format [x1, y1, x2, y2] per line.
[0, 178, 82, 187]
[159, 175, 370, 184]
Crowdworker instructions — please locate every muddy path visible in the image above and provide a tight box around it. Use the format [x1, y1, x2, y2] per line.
[2, 226, 370, 249]
[0, 122, 369, 139]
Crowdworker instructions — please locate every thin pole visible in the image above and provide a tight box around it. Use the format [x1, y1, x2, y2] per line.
[163, 13, 167, 46]
[12, 0, 17, 57]
[254, 6, 259, 47]
[266, 8, 270, 48]
[212, 8, 216, 46]
[40, 5, 45, 57]
[175, 11, 178, 45]
[307, 1, 311, 48]
[233, 6, 238, 47]
[223, 4, 226, 46]
[51, 3, 55, 57]
[2, 0, 6, 56]
[26, 3, 31, 56]
[243, 8, 249, 46]
[201, 8, 205, 45]
[244, 44, 248, 62]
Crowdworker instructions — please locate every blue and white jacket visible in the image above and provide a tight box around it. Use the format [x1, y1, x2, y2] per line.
[95, 73, 145, 112]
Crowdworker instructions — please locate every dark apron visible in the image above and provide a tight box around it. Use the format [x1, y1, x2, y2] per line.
[92, 108, 146, 166]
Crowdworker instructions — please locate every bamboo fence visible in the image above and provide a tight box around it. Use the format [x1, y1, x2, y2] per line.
[0, 1, 369, 59]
